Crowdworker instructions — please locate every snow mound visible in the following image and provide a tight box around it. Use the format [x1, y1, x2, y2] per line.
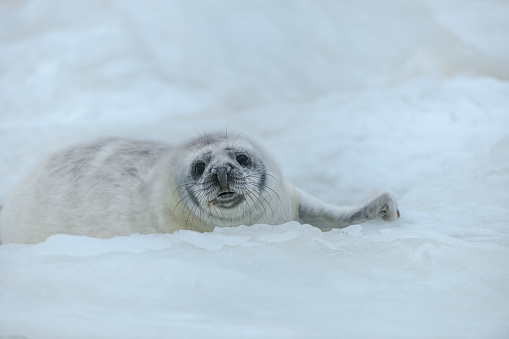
[1, 139, 508, 337]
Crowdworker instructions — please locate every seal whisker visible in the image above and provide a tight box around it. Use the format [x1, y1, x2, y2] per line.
[244, 171, 279, 184]
[243, 192, 262, 220]
[175, 191, 199, 218]
[244, 183, 274, 221]
[243, 184, 269, 222]
[231, 130, 248, 149]
[247, 194, 267, 223]
[173, 192, 190, 215]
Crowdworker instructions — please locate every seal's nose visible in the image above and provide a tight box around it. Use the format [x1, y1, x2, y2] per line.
[211, 165, 231, 191]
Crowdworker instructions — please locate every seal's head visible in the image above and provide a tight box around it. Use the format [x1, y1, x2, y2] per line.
[172, 133, 280, 229]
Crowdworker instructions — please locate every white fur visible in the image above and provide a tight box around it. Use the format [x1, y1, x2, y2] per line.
[0, 134, 398, 244]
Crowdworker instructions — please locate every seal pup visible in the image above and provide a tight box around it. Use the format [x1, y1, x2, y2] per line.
[0, 133, 399, 244]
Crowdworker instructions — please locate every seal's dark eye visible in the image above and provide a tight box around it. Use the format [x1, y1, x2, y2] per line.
[194, 161, 206, 176]
[236, 154, 250, 166]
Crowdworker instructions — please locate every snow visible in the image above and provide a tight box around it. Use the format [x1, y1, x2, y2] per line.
[1, 1, 509, 338]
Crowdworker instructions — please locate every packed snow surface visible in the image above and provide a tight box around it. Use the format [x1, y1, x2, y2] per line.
[1, 1, 509, 338]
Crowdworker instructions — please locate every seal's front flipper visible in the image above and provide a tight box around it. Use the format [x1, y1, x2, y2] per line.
[296, 188, 399, 231]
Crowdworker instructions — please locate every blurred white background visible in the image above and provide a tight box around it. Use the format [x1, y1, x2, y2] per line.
[1, 1, 509, 338]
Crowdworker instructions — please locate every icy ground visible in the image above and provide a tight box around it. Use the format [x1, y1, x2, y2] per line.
[1, 1, 509, 338]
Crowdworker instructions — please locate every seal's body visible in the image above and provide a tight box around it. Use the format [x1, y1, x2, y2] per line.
[0, 133, 399, 244]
